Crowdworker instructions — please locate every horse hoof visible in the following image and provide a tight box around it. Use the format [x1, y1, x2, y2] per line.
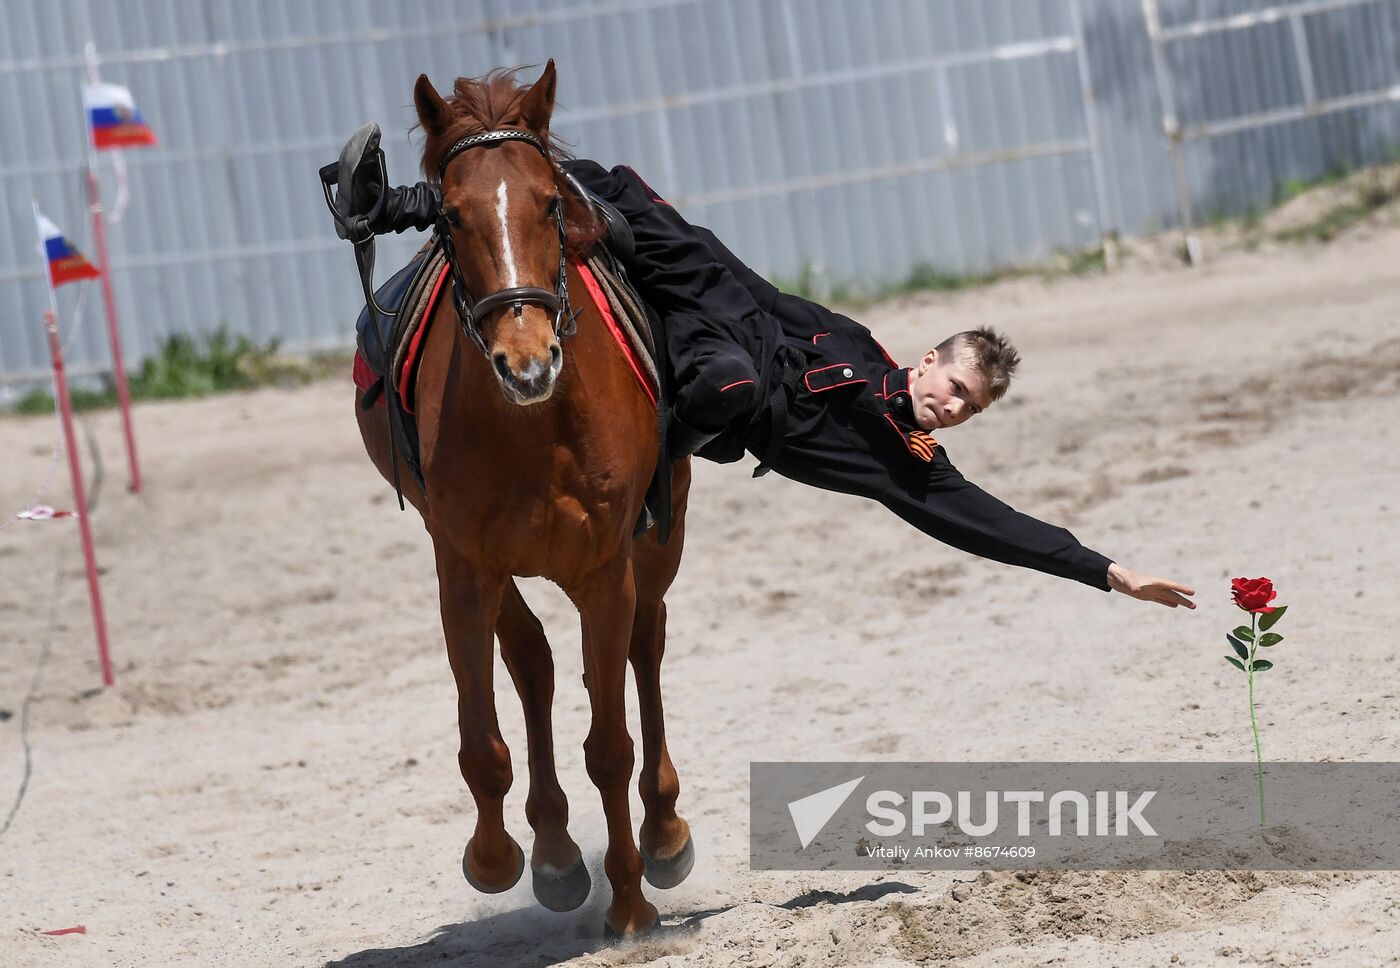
[642, 834, 695, 890]
[603, 900, 659, 940]
[532, 857, 592, 912]
[604, 921, 640, 942]
[462, 837, 525, 895]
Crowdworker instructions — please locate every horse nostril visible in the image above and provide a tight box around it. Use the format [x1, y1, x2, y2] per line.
[492, 353, 511, 383]
[549, 343, 562, 369]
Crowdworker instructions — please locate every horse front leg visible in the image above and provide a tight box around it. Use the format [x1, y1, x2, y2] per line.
[431, 541, 523, 894]
[629, 596, 694, 889]
[570, 553, 656, 937]
[497, 579, 591, 912]
[631, 459, 694, 889]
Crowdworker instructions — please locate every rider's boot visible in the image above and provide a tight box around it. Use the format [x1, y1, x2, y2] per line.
[666, 410, 722, 462]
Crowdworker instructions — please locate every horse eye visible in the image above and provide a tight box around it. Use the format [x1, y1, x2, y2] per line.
[443, 208, 462, 228]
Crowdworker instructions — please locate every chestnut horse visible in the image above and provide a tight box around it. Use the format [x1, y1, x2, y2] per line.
[354, 62, 691, 936]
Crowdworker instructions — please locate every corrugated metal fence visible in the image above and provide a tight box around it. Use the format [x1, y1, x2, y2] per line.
[2, 0, 1398, 385]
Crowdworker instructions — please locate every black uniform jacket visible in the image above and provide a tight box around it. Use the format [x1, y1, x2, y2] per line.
[564, 159, 1113, 591]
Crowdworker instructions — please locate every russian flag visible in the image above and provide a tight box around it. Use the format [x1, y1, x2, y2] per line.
[36, 211, 101, 288]
[82, 81, 157, 150]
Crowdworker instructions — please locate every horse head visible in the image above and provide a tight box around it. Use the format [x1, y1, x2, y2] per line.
[415, 62, 601, 405]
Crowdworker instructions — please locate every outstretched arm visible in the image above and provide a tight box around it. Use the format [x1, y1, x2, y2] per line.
[881, 457, 1115, 590]
[874, 453, 1193, 608]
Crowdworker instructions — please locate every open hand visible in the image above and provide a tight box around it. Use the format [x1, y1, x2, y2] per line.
[1106, 563, 1196, 608]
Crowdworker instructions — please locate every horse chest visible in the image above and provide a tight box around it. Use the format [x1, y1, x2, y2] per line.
[417, 328, 651, 574]
[430, 441, 635, 573]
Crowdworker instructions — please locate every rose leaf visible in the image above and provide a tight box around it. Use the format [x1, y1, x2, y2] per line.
[1227, 634, 1250, 660]
[1259, 606, 1288, 632]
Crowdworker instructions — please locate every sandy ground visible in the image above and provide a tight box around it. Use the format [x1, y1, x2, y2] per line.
[2, 215, 1399, 968]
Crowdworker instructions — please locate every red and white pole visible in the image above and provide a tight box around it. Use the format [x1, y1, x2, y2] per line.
[85, 168, 142, 494]
[44, 309, 116, 688]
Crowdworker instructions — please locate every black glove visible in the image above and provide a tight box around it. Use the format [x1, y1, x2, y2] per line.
[372, 181, 441, 235]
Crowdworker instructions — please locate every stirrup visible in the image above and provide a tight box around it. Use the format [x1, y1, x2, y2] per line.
[632, 504, 654, 538]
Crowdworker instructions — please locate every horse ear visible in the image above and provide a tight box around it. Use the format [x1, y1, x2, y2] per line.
[519, 59, 557, 134]
[414, 73, 450, 136]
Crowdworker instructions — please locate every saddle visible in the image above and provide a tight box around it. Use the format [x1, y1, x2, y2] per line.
[353, 242, 448, 411]
[352, 190, 674, 539]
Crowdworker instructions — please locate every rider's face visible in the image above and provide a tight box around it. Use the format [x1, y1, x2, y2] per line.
[908, 349, 993, 431]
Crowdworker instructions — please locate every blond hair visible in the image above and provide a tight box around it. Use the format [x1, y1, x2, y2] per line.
[934, 327, 1020, 402]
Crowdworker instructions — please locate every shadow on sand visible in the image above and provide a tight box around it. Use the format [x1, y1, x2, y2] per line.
[324, 881, 920, 967]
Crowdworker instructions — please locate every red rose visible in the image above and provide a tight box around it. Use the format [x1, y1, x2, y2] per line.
[1231, 577, 1277, 614]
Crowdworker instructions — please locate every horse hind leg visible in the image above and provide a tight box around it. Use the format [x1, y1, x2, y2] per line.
[431, 542, 525, 894]
[497, 580, 591, 912]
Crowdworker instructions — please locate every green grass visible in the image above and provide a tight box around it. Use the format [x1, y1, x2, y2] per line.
[1272, 163, 1359, 207]
[12, 326, 322, 415]
[1061, 245, 1107, 277]
[1162, 161, 1384, 235]
[1274, 172, 1399, 244]
[898, 262, 1007, 293]
[774, 242, 1108, 307]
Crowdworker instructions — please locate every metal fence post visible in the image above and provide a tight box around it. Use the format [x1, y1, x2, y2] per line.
[1288, 10, 1319, 107]
[1068, 0, 1115, 252]
[1141, 0, 1200, 261]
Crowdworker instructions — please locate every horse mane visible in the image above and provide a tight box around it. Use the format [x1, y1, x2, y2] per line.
[420, 67, 604, 260]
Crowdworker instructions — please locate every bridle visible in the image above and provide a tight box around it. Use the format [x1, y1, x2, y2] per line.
[434, 129, 578, 357]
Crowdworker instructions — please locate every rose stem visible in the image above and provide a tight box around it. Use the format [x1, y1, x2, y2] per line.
[1248, 611, 1265, 826]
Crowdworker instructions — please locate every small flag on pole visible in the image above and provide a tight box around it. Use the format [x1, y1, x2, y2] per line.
[35, 211, 101, 288]
[82, 81, 157, 150]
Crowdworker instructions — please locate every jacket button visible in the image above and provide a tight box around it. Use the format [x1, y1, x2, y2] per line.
[841, 367, 853, 379]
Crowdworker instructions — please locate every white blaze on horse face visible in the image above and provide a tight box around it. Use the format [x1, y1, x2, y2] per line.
[495, 179, 520, 296]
